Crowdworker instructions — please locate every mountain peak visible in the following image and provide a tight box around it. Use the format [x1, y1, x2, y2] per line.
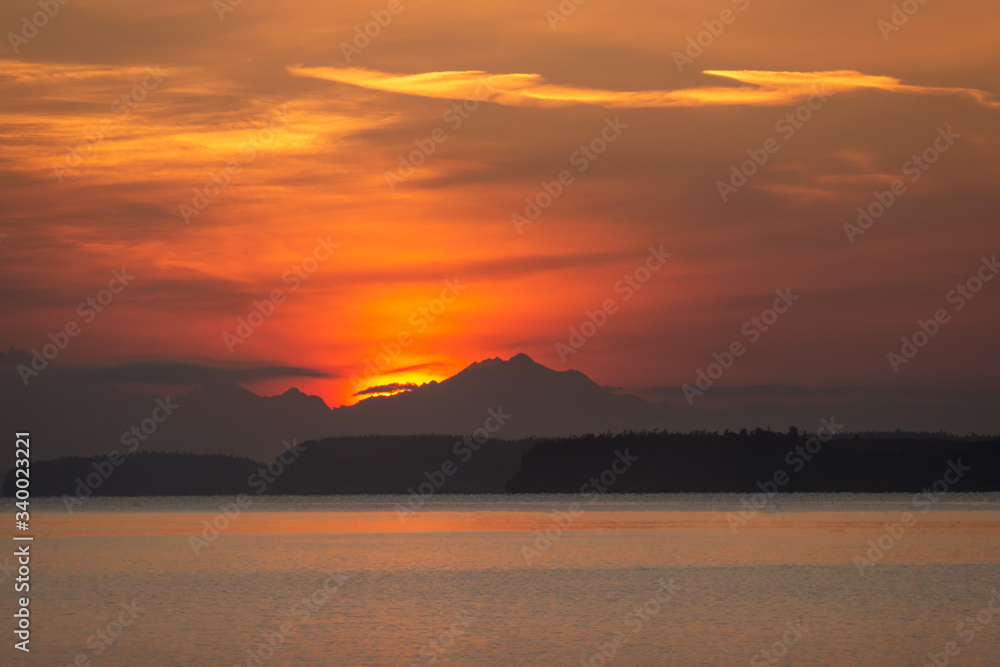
[265, 386, 331, 410]
[444, 353, 603, 395]
[467, 352, 537, 368]
[352, 351, 663, 437]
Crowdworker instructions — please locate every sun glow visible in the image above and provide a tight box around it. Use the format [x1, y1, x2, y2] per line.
[349, 369, 446, 402]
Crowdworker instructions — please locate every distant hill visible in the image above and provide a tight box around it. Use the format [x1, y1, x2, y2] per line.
[505, 431, 1000, 493]
[270, 434, 537, 495]
[7, 432, 998, 497]
[1, 452, 260, 497]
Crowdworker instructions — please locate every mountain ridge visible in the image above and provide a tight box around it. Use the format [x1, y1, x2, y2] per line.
[3, 348, 999, 463]
[0, 350, 669, 461]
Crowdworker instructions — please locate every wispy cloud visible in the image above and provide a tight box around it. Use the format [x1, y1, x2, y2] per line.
[59, 360, 332, 385]
[289, 67, 1000, 109]
[353, 382, 418, 396]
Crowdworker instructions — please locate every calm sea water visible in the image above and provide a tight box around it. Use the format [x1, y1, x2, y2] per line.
[2, 494, 999, 666]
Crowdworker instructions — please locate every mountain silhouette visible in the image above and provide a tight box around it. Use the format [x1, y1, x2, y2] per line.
[0, 350, 675, 462]
[332, 352, 670, 438]
[2, 349, 997, 465]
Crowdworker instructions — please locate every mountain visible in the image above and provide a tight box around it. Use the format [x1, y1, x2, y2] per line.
[2, 349, 997, 466]
[0, 350, 677, 463]
[331, 352, 672, 437]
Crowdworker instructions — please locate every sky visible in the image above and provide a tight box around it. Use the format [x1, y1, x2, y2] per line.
[1, 0, 998, 408]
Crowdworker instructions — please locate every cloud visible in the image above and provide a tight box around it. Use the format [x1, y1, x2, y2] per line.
[58, 360, 332, 385]
[289, 67, 1000, 109]
[353, 382, 418, 396]
[0, 61, 163, 84]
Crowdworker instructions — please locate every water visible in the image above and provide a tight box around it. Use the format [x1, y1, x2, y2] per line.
[2, 494, 999, 666]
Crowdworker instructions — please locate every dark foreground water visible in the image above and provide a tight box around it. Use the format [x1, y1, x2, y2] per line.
[2, 494, 999, 666]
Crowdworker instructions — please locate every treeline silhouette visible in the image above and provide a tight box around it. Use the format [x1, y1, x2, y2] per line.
[3, 452, 260, 497]
[270, 434, 538, 494]
[6, 430, 999, 496]
[504, 429, 1000, 493]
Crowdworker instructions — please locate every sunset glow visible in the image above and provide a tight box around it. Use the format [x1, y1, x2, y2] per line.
[3, 4, 1000, 666]
[1, 0, 998, 409]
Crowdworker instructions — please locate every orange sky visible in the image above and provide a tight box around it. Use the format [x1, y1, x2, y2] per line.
[1, 0, 998, 407]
